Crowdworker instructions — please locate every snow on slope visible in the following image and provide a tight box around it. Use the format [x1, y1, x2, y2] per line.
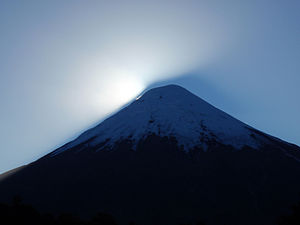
[52, 85, 261, 156]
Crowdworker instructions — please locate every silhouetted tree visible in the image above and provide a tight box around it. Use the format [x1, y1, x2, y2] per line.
[128, 221, 137, 225]
[195, 221, 206, 225]
[41, 213, 57, 225]
[57, 213, 85, 225]
[88, 212, 117, 225]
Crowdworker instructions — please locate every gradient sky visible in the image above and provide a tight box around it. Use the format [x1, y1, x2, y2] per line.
[0, 0, 299, 173]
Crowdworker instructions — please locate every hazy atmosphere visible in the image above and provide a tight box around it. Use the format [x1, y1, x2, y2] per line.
[0, 0, 299, 173]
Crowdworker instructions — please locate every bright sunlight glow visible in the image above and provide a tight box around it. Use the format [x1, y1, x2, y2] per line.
[110, 76, 145, 105]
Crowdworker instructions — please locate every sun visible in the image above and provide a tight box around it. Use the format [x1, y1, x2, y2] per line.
[112, 77, 144, 104]
[99, 75, 145, 110]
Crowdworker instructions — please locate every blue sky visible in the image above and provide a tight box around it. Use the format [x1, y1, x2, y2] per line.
[0, 0, 299, 173]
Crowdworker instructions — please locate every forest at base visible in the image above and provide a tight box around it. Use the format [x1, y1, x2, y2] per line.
[0, 196, 299, 225]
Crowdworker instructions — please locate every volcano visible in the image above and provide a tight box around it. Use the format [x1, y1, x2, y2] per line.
[1, 85, 300, 225]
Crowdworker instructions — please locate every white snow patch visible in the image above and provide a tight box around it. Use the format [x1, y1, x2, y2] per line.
[52, 85, 261, 156]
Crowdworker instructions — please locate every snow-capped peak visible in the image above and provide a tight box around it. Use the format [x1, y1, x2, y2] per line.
[52, 85, 260, 156]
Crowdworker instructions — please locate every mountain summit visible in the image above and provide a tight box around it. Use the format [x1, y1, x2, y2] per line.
[1, 84, 300, 225]
[54, 85, 264, 156]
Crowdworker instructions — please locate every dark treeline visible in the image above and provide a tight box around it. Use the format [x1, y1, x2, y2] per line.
[0, 196, 117, 225]
[1, 196, 300, 225]
[0, 196, 207, 225]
